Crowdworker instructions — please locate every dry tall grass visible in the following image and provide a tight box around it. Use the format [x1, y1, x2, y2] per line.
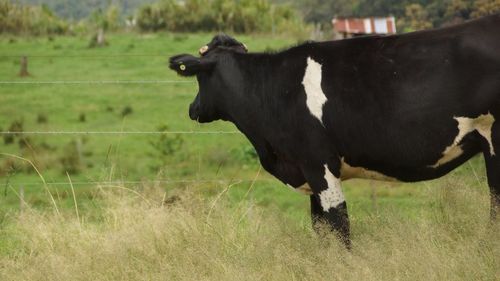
[0, 182, 498, 281]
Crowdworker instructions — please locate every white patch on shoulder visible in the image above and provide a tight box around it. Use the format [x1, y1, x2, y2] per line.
[302, 57, 327, 125]
[340, 158, 398, 181]
[286, 184, 313, 195]
[319, 164, 345, 211]
[432, 113, 496, 168]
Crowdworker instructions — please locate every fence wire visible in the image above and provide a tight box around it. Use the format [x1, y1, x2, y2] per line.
[5, 178, 274, 187]
[0, 131, 240, 135]
[0, 54, 175, 58]
[0, 80, 195, 85]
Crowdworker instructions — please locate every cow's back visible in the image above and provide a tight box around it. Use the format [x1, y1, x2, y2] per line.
[311, 15, 500, 181]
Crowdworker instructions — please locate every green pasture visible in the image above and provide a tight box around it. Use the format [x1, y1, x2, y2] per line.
[0, 33, 493, 226]
[0, 34, 497, 280]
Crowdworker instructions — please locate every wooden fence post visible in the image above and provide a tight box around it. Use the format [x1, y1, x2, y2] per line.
[19, 56, 30, 77]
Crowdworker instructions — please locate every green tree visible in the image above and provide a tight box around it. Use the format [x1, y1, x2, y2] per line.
[20, 0, 156, 19]
[212, 0, 237, 31]
[87, 5, 120, 47]
[0, 1, 68, 35]
[398, 3, 433, 32]
[355, 0, 406, 17]
[299, 0, 356, 23]
[136, 0, 305, 34]
[471, 0, 500, 18]
[443, 0, 472, 25]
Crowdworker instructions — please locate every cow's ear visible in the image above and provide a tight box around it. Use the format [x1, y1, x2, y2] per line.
[169, 54, 215, 77]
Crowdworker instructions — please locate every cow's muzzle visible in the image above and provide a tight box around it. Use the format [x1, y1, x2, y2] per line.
[189, 102, 200, 121]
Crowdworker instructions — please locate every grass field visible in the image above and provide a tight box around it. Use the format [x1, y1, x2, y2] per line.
[0, 33, 300, 214]
[0, 183, 498, 280]
[0, 33, 498, 280]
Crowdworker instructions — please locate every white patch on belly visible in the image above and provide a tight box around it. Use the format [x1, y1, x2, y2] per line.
[475, 113, 496, 156]
[340, 158, 398, 181]
[431, 112, 496, 168]
[431, 145, 465, 168]
[286, 184, 313, 195]
[302, 57, 327, 125]
[319, 164, 345, 211]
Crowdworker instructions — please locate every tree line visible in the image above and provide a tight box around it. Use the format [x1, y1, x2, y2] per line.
[135, 0, 304, 34]
[297, 0, 500, 32]
[0, 1, 68, 35]
[1, 0, 499, 36]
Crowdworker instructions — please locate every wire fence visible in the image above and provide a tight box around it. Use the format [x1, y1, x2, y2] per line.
[0, 52, 257, 191]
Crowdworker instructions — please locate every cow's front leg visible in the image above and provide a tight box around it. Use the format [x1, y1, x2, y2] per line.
[304, 162, 351, 248]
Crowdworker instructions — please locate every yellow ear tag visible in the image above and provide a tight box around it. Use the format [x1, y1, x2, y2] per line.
[180, 64, 186, 71]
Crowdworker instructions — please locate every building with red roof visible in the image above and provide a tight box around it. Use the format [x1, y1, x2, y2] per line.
[332, 17, 396, 39]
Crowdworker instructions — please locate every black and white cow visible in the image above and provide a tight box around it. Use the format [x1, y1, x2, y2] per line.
[169, 14, 500, 247]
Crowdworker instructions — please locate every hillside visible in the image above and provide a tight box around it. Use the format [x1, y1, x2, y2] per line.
[19, 0, 156, 19]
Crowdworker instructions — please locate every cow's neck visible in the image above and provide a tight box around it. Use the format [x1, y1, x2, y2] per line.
[231, 54, 306, 155]
[230, 52, 305, 138]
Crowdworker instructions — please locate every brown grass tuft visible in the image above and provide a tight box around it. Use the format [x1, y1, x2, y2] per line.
[0, 183, 498, 281]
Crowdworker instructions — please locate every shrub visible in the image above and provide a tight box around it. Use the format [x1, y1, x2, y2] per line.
[36, 113, 48, 124]
[0, 1, 68, 35]
[79, 113, 86, 122]
[136, 0, 306, 34]
[232, 144, 258, 165]
[148, 124, 184, 168]
[60, 139, 85, 174]
[121, 106, 133, 117]
[3, 119, 24, 145]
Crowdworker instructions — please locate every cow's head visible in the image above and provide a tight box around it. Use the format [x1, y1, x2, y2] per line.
[169, 34, 248, 123]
